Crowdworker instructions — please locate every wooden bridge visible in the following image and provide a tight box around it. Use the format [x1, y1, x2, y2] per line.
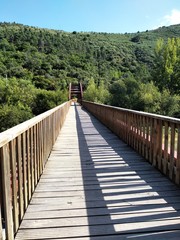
[0, 100, 180, 239]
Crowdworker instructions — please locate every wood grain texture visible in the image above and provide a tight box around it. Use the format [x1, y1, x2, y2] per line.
[15, 104, 180, 240]
[0, 102, 70, 148]
[0, 101, 71, 239]
[9, 140, 19, 233]
[1, 144, 14, 240]
[83, 101, 179, 185]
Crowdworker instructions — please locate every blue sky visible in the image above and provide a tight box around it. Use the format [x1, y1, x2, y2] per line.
[0, 0, 180, 33]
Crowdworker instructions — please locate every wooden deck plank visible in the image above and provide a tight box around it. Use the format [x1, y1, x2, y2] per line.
[15, 220, 180, 239]
[15, 232, 180, 240]
[20, 211, 180, 228]
[15, 104, 180, 240]
[24, 205, 180, 218]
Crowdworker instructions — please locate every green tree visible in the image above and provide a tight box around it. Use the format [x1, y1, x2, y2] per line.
[139, 82, 161, 113]
[171, 56, 180, 94]
[159, 89, 180, 117]
[153, 38, 180, 93]
[32, 89, 68, 115]
[83, 78, 110, 104]
[109, 74, 140, 110]
[0, 104, 33, 132]
[83, 78, 99, 102]
[97, 80, 110, 104]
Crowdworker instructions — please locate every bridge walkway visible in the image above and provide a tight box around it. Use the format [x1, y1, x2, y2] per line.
[15, 104, 180, 240]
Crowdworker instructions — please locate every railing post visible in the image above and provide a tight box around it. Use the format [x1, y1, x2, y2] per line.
[0, 159, 4, 240]
[30, 127, 35, 194]
[176, 125, 180, 184]
[69, 83, 72, 100]
[26, 130, 31, 202]
[163, 121, 169, 175]
[169, 122, 175, 180]
[0, 205, 3, 240]
[9, 140, 18, 233]
[152, 118, 161, 167]
[17, 136, 24, 221]
[22, 132, 28, 210]
[142, 116, 146, 158]
[157, 120, 163, 171]
[1, 144, 14, 240]
[149, 118, 154, 164]
[33, 125, 38, 187]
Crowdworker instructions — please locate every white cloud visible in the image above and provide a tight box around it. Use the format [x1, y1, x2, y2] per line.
[153, 9, 180, 30]
[163, 9, 180, 25]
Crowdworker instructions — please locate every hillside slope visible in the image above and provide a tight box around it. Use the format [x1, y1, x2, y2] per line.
[0, 22, 179, 132]
[0, 22, 179, 87]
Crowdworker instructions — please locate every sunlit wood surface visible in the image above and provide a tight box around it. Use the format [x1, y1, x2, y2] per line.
[15, 104, 180, 240]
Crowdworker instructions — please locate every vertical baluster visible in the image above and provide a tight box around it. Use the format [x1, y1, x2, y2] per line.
[36, 123, 40, 180]
[145, 117, 149, 160]
[136, 114, 139, 153]
[157, 120, 163, 171]
[26, 130, 31, 201]
[139, 115, 143, 155]
[30, 128, 34, 193]
[132, 114, 135, 150]
[16, 135, 24, 221]
[0, 205, 3, 240]
[0, 154, 3, 239]
[169, 123, 175, 180]
[176, 124, 180, 184]
[142, 116, 145, 157]
[22, 132, 28, 210]
[163, 121, 169, 175]
[9, 140, 18, 232]
[152, 118, 161, 168]
[39, 121, 43, 175]
[1, 144, 14, 240]
[34, 125, 38, 186]
[149, 118, 154, 164]
[127, 112, 131, 146]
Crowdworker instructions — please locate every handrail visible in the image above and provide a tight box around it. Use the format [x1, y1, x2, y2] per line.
[82, 101, 180, 185]
[0, 101, 71, 240]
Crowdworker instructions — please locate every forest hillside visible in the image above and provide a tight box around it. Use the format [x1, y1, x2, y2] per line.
[0, 22, 180, 132]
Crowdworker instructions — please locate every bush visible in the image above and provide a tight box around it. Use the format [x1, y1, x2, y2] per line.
[0, 104, 33, 132]
[159, 90, 180, 117]
[32, 89, 68, 115]
[83, 78, 110, 104]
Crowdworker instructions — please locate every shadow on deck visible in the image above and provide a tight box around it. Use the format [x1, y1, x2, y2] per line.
[75, 104, 180, 239]
[15, 104, 180, 240]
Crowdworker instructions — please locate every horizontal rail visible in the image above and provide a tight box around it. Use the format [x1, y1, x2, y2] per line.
[82, 101, 180, 185]
[0, 101, 71, 240]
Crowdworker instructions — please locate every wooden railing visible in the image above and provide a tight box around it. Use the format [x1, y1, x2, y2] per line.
[0, 101, 71, 240]
[82, 101, 180, 185]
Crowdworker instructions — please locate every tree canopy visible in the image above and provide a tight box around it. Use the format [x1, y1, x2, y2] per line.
[0, 22, 179, 132]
